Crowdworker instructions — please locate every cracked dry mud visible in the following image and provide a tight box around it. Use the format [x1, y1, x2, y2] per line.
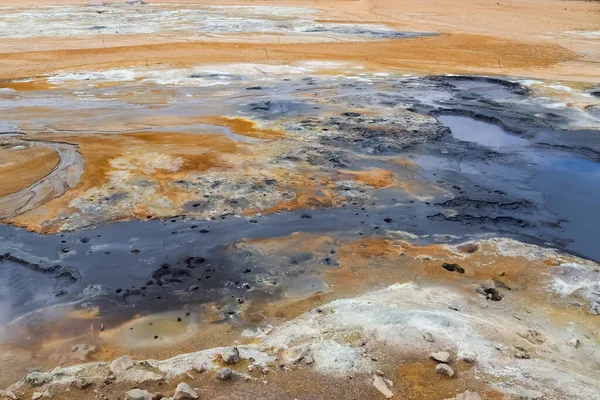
[1, 0, 600, 400]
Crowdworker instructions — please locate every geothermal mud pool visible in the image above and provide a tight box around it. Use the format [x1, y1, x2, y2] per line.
[0, 11, 600, 398]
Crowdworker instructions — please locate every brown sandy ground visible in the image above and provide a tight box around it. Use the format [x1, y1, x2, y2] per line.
[0, 0, 598, 81]
[0, 140, 59, 197]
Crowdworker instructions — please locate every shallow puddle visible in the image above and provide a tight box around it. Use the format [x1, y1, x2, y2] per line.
[529, 152, 600, 260]
[438, 114, 529, 148]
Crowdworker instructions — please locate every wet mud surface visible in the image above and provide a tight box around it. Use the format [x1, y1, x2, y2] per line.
[1, 64, 600, 390]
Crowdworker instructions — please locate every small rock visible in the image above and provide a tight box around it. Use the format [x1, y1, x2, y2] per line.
[31, 393, 43, 400]
[430, 351, 451, 363]
[152, 393, 164, 400]
[423, 332, 434, 342]
[192, 363, 205, 373]
[372, 375, 394, 398]
[221, 347, 240, 365]
[568, 338, 580, 348]
[173, 382, 198, 400]
[303, 355, 314, 365]
[435, 363, 454, 377]
[124, 389, 152, 400]
[442, 263, 465, 273]
[110, 355, 134, 374]
[216, 368, 233, 381]
[25, 372, 53, 386]
[248, 362, 269, 374]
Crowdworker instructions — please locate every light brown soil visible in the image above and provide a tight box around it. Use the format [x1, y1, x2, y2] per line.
[0, 0, 598, 82]
[0, 142, 60, 197]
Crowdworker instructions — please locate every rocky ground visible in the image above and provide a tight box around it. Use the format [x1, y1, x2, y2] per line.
[0, 0, 599, 399]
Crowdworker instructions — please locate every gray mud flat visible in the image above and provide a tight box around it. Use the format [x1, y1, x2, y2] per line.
[1, 72, 600, 349]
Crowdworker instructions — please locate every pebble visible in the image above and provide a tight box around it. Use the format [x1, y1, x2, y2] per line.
[423, 332, 434, 342]
[221, 347, 240, 365]
[215, 368, 233, 381]
[372, 375, 394, 399]
[430, 351, 451, 364]
[124, 389, 152, 400]
[173, 382, 198, 400]
[435, 363, 454, 377]
[192, 363, 205, 373]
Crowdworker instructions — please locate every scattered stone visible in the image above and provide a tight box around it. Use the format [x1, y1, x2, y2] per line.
[430, 351, 451, 363]
[192, 363, 206, 373]
[568, 338, 580, 348]
[442, 263, 465, 273]
[31, 393, 43, 400]
[215, 368, 233, 381]
[221, 347, 240, 365]
[152, 393, 164, 400]
[372, 375, 394, 398]
[435, 363, 454, 377]
[173, 382, 198, 400]
[25, 372, 53, 386]
[423, 332, 434, 342]
[248, 362, 269, 374]
[124, 389, 152, 400]
[303, 355, 314, 365]
[110, 355, 134, 374]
